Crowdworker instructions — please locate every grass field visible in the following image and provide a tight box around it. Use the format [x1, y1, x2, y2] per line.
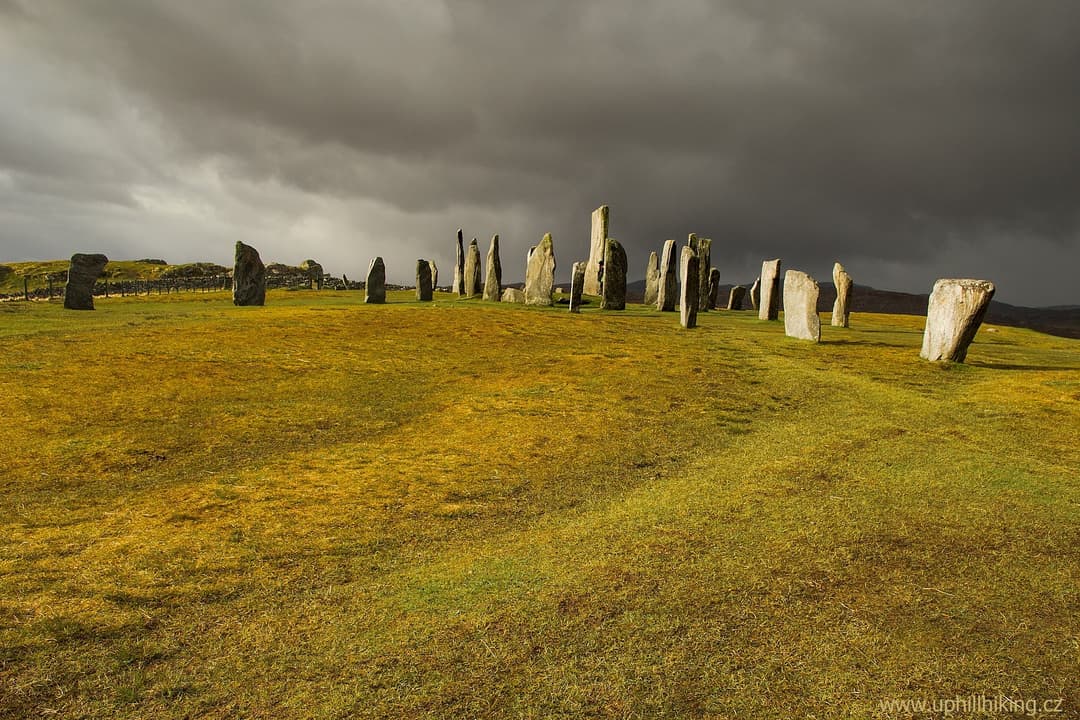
[1, 290, 1078, 718]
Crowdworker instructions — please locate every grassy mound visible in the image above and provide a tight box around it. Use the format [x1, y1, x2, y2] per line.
[1, 291, 1077, 718]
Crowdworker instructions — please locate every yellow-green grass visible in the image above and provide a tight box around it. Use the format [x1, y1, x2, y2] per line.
[1, 291, 1078, 718]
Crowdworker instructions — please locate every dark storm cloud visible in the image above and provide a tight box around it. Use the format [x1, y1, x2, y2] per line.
[2, 0, 1079, 304]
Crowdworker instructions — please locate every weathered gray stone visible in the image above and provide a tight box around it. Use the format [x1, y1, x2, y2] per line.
[416, 259, 433, 301]
[727, 285, 746, 310]
[758, 259, 782, 320]
[783, 270, 821, 342]
[524, 233, 556, 306]
[464, 238, 482, 297]
[708, 267, 721, 309]
[365, 257, 386, 304]
[232, 242, 265, 307]
[429, 261, 438, 292]
[570, 261, 586, 313]
[656, 240, 678, 312]
[643, 251, 660, 306]
[601, 238, 627, 310]
[453, 230, 465, 296]
[920, 279, 995, 363]
[832, 262, 853, 328]
[680, 246, 699, 329]
[501, 287, 526, 304]
[482, 235, 502, 301]
[300, 259, 324, 290]
[750, 278, 761, 310]
[63, 253, 108, 310]
[584, 205, 608, 296]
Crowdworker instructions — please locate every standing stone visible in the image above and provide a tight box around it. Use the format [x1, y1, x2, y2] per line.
[416, 259, 433, 301]
[429, 261, 439, 292]
[656, 240, 678, 312]
[758, 259, 782, 320]
[698, 238, 713, 311]
[832, 262, 853, 328]
[679, 246, 699, 329]
[464, 238, 482, 297]
[727, 285, 746, 310]
[570, 261, 587, 313]
[601, 238, 627, 310]
[232, 242, 265, 307]
[483, 234, 502, 301]
[501, 287, 526, 303]
[750, 278, 761, 310]
[63, 253, 108, 310]
[301, 259, 324, 290]
[365, 257, 386, 304]
[584, 205, 608, 296]
[453, 230, 465, 296]
[708, 268, 722, 309]
[783, 270, 821, 342]
[524, 233, 556, 306]
[643, 251, 660, 306]
[920, 279, 996, 363]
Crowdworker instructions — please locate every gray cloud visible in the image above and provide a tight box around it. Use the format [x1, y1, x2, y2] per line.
[2, 0, 1079, 304]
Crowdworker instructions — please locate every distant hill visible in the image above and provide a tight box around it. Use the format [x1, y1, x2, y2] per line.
[626, 279, 1080, 339]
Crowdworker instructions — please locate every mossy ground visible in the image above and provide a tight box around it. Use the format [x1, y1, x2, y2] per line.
[1, 290, 1078, 718]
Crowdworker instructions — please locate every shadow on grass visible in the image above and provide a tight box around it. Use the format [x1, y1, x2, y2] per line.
[967, 361, 1080, 371]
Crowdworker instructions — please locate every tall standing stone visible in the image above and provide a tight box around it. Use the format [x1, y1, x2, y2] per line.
[679, 246, 699, 329]
[697, 237, 713, 311]
[63, 253, 108, 310]
[429, 261, 439, 292]
[656, 240, 678, 312]
[233, 242, 266, 307]
[758, 259, 782, 320]
[708, 268, 721, 309]
[643, 251, 660, 306]
[483, 234, 502, 301]
[584, 205, 608, 296]
[464, 238, 482, 297]
[750, 278, 761, 310]
[727, 285, 746, 310]
[416, 259, 433, 301]
[365, 257, 386, 304]
[601, 238, 627, 310]
[832, 262, 853, 328]
[783, 270, 821, 342]
[525, 233, 556, 306]
[920, 279, 996, 363]
[570, 261, 587, 313]
[453, 230, 465, 296]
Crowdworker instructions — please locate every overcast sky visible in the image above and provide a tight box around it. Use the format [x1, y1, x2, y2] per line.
[2, 1, 1079, 305]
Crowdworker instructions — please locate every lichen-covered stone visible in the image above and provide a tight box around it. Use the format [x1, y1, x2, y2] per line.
[758, 259, 782, 320]
[63, 253, 108, 310]
[232, 242, 265, 307]
[429, 260, 439, 291]
[453, 230, 465, 296]
[697, 237, 713, 311]
[501, 287, 526, 304]
[643, 251, 660, 307]
[708, 267, 721, 309]
[680, 246, 699, 329]
[584, 205, 608, 296]
[416, 259, 433, 301]
[483, 235, 502, 301]
[524, 233, 556, 306]
[365, 257, 386, 304]
[920, 279, 996, 363]
[750, 278, 761, 310]
[783, 270, 821, 342]
[832, 262, 853, 327]
[464, 238, 482, 297]
[601, 238, 627, 310]
[570, 261, 586, 313]
[657, 240, 678, 312]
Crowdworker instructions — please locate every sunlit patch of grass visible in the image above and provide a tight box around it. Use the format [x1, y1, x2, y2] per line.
[1, 290, 1078, 718]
